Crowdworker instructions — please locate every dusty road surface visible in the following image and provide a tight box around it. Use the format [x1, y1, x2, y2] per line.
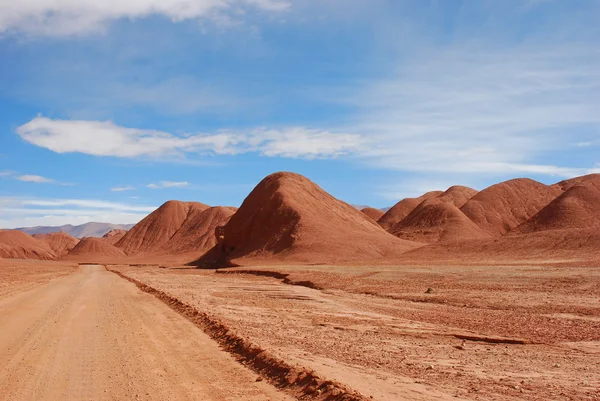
[0, 264, 291, 401]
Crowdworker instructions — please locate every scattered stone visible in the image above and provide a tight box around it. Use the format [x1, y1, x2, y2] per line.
[256, 376, 263, 382]
[425, 287, 434, 294]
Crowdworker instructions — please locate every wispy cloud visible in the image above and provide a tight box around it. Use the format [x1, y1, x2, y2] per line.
[21, 198, 155, 212]
[0, 171, 14, 177]
[331, 45, 600, 178]
[0, 0, 290, 37]
[0, 197, 155, 228]
[14, 174, 74, 185]
[17, 117, 364, 160]
[147, 181, 189, 189]
[111, 186, 135, 192]
[16, 174, 54, 183]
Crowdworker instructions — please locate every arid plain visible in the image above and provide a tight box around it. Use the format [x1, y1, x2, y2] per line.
[1, 172, 600, 400]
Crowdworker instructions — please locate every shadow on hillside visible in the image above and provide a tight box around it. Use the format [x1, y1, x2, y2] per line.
[186, 244, 240, 269]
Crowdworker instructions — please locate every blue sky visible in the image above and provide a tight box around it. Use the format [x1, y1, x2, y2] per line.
[1, 0, 599, 228]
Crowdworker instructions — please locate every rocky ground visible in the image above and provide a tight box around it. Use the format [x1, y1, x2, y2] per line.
[113, 263, 600, 400]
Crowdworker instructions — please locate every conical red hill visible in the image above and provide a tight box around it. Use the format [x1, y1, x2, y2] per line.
[435, 185, 478, 207]
[161, 206, 235, 255]
[102, 229, 128, 246]
[361, 207, 385, 221]
[0, 230, 56, 260]
[116, 200, 209, 255]
[516, 178, 600, 233]
[63, 237, 125, 261]
[390, 198, 489, 244]
[378, 191, 443, 231]
[198, 172, 419, 266]
[33, 232, 79, 257]
[460, 178, 561, 236]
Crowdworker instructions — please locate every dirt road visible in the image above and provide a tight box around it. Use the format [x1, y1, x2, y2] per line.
[0, 264, 291, 401]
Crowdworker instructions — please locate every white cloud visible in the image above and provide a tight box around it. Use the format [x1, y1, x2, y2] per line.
[332, 45, 600, 177]
[0, 171, 14, 177]
[111, 186, 135, 192]
[20, 198, 155, 212]
[0, 196, 155, 228]
[17, 117, 364, 160]
[17, 174, 54, 183]
[0, 0, 290, 36]
[251, 128, 365, 159]
[147, 181, 189, 189]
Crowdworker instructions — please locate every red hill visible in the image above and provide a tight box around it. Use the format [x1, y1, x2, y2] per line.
[161, 206, 235, 255]
[399, 228, 600, 265]
[197, 172, 419, 266]
[435, 185, 478, 207]
[0, 230, 56, 260]
[552, 173, 600, 191]
[516, 178, 600, 233]
[102, 229, 128, 246]
[361, 207, 385, 221]
[33, 232, 79, 257]
[116, 200, 209, 255]
[391, 199, 490, 243]
[460, 178, 561, 236]
[63, 237, 125, 261]
[378, 191, 443, 231]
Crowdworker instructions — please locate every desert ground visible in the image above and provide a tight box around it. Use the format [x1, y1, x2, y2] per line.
[3, 172, 600, 399]
[0, 260, 292, 401]
[1, 258, 598, 400]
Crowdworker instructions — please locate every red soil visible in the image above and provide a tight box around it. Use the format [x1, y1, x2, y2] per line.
[102, 229, 128, 245]
[400, 228, 600, 265]
[552, 173, 600, 191]
[460, 178, 562, 236]
[197, 172, 419, 266]
[33, 232, 79, 257]
[0, 230, 56, 260]
[434, 185, 478, 207]
[360, 207, 384, 221]
[377, 191, 443, 231]
[160, 206, 235, 255]
[391, 198, 491, 243]
[63, 237, 125, 260]
[116, 200, 209, 255]
[516, 177, 600, 233]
